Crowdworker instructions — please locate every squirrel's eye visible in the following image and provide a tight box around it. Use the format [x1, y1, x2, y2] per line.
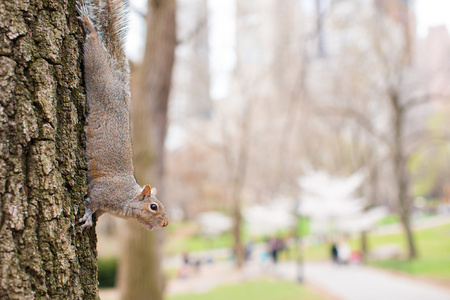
[150, 203, 158, 211]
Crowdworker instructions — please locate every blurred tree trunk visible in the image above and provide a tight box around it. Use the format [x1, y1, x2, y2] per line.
[390, 89, 417, 259]
[376, 0, 417, 260]
[361, 231, 368, 263]
[361, 154, 379, 263]
[0, 1, 98, 299]
[229, 104, 251, 269]
[120, 0, 176, 299]
[219, 83, 251, 268]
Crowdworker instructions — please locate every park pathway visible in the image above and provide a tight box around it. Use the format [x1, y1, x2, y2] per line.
[165, 259, 450, 300]
[278, 261, 450, 300]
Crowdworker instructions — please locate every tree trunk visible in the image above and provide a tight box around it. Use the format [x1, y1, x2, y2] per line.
[391, 90, 417, 259]
[400, 213, 416, 259]
[231, 200, 244, 268]
[120, 0, 176, 299]
[120, 222, 163, 300]
[228, 100, 252, 269]
[0, 1, 98, 299]
[360, 230, 367, 263]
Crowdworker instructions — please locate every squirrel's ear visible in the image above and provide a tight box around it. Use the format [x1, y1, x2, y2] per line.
[151, 187, 157, 196]
[139, 185, 152, 200]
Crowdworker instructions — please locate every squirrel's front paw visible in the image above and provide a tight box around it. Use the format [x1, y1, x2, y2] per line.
[79, 213, 94, 230]
[79, 201, 94, 230]
[80, 218, 93, 230]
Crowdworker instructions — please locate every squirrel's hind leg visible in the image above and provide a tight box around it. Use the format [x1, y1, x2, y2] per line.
[79, 197, 95, 230]
[76, 1, 95, 35]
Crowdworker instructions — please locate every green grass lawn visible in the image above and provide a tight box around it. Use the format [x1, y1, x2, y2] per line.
[303, 243, 330, 261]
[164, 230, 234, 256]
[286, 223, 450, 281]
[166, 279, 325, 300]
[367, 223, 450, 280]
[376, 214, 400, 226]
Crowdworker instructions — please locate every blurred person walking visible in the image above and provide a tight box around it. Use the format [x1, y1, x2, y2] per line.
[338, 240, 351, 264]
[331, 243, 339, 264]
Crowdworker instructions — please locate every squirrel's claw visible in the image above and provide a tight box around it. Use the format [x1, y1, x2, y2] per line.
[79, 213, 93, 230]
[76, 1, 87, 19]
[80, 219, 93, 230]
[79, 198, 94, 230]
[76, 1, 95, 34]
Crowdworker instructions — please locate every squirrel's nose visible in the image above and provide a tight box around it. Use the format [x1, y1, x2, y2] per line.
[162, 220, 168, 227]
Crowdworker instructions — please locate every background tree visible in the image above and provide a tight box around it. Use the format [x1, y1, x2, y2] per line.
[0, 1, 98, 299]
[309, 0, 423, 259]
[119, 0, 176, 299]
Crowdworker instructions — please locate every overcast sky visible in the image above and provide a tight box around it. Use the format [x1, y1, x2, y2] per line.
[415, 0, 450, 37]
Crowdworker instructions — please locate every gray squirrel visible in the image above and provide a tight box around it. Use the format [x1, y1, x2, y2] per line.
[76, 0, 168, 230]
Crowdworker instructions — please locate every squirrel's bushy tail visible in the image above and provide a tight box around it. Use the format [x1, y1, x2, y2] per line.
[85, 0, 130, 84]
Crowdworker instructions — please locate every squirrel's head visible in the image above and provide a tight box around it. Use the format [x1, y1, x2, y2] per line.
[136, 185, 168, 230]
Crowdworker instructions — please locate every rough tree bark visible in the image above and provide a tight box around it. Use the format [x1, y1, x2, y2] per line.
[120, 0, 176, 299]
[0, 1, 98, 299]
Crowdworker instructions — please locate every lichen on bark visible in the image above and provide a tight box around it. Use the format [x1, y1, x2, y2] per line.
[0, 1, 98, 299]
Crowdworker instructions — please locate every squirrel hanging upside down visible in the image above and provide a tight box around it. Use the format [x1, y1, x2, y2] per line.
[76, 0, 168, 230]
